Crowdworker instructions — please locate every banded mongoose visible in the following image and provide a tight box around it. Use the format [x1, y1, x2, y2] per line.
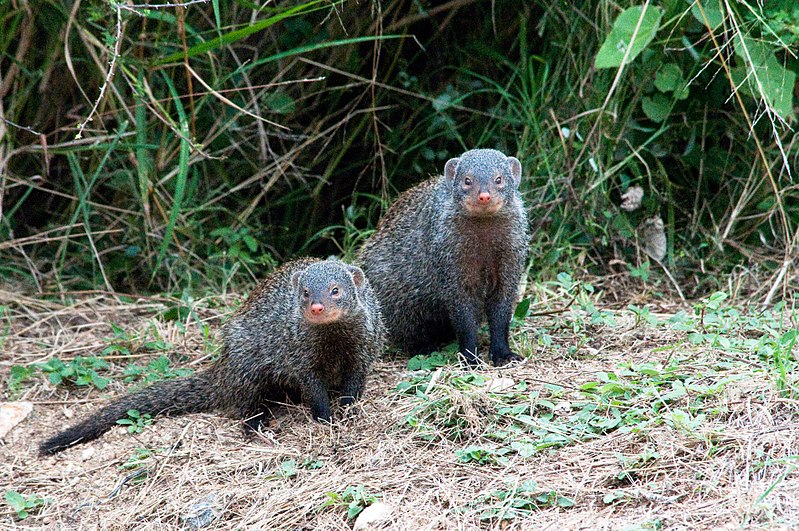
[357, 148, 528, 366]
[39, 258, 385, 455]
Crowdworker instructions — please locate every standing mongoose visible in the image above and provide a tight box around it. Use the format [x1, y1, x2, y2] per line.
[39, 258, 385, 455]
[356, 148, 528, 367]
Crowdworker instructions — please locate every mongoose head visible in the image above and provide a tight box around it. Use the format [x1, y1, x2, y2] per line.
[444, 149, 522, 217]
[292, 261, 367, 325]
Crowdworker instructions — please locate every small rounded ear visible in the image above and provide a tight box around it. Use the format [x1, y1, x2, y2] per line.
[444, 158, 460, 180]
[291, 271, 303, 289]
[507, 156, 522, 187]
[347, 265, 365, 288]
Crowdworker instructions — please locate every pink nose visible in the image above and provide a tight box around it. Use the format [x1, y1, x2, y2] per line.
[310, 303, 325, 315]
[478, 192, 491, 204]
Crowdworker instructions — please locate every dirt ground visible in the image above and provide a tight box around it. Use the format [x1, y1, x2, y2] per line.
[1, 288, 799, 530]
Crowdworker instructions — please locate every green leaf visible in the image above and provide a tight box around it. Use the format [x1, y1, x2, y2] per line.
[265, 92, 296, 115]
[556, 496, 576, 508]
[731, 35, 796, 120]
[242, 235, 259, 252]
[654, 63, 682, 92]
[514, 298, 531, 320]
[595, 5, 663, 68]
[642, 94, 671, 122]
[154, 0, 332, 65]
[5, 490, 26, 512]
[280, 459, 298, 477]
[690, 0, 724, 29]
[347, 502, 364, 520]
[91, 373, 110, 390]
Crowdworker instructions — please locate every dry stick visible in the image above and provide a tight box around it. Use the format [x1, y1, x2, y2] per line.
[0, 99, 6, 224]
[763, 226, 799, 307]
[299, 58, 499, 120]
[526, 287, 582, 318]
[0, 117, 41, 136]
[185, 64, 289, 130]
[63, 0, 93, 110]
[0, 5, 33, 100]
[370, 0, 388, 198]
[227, 50, 269, 163]
[75, 0, 211, 140]
[651, 257, 686, 302]
[75, 4, 124, 139]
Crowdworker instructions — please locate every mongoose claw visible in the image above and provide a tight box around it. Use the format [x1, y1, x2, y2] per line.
[492, 352, 524, 367]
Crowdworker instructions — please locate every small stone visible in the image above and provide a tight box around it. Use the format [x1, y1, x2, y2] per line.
[353, 502, 394, 530]
[80, 447, 95, 461]
[181, 494, 220, 529]
[0, 402, 33, 438]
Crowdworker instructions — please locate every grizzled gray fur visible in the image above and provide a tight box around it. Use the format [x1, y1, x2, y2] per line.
[40, 258, 385, 455]
[357, 148, 528, 367]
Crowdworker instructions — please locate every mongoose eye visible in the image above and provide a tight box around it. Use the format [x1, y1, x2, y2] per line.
[331, 287, 340, 296]
[302, 288, 310, 298]
[464, 177, 472, 186]
[495, 176, 502, 185]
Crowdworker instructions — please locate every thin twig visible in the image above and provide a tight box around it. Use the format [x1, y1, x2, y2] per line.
[75, 4, 124, 139]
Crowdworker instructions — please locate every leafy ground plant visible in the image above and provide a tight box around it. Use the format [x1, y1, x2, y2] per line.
[116, 410, 153, 435]
[36, 357, 111, 390]
[321, 485, 380, 521]
[4, 490, 50, 521]
[472, 480, 575, 522]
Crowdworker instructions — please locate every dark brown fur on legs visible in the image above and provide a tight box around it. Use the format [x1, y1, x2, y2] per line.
[39, 259, 385, 455]
[357, 149, 528, 367]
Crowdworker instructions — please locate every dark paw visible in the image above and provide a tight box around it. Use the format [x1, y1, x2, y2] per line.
[492, 351, 524, 367]
[339, 395, 356, 408]
[243, 414, 268, 434]
[311, 407, 331, 423]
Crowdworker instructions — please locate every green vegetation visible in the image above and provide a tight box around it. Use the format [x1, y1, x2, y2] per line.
[0, 1, 795, 296]
[472, 480, 574, 522]
[277, 457, 325, 478]
[4, 490, 50, 521]
[116, 409, 153, 434]
[395, 284, 797, 474]
[30, 356, 111, 390]
[5, 321, 191, 394]
[321, 485, 380, 520]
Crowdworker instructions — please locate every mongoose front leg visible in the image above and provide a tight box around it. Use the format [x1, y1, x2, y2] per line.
[300, 374, 332, 422]
[339, 370, 366, 408]
[449, 302, 481, 366]
[486, 292, 523, 366]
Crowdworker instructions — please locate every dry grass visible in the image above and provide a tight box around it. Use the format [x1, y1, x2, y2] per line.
[2, 285, 799, 530]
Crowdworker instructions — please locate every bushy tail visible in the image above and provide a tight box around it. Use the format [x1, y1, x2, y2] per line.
[39, 374, 214, 455]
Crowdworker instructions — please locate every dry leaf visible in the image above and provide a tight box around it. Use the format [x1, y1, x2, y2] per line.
[639, 216, 667, 261]
[621, 185, 644, 211]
